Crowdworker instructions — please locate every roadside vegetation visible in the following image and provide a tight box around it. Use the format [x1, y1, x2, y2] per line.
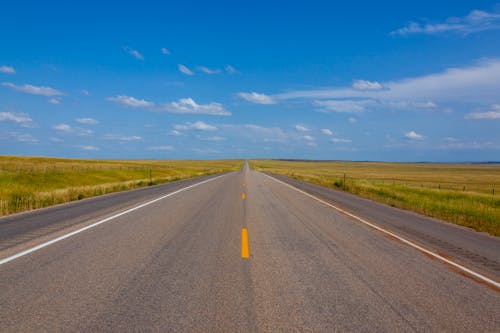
[0, 156, 243, 217]
[250, 160, 500, 237]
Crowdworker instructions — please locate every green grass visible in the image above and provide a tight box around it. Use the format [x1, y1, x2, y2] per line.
[249, 160, 500, 237]
[0, 156, 243, 216]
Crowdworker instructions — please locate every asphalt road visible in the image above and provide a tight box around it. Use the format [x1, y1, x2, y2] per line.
[0, 163, 499, 332]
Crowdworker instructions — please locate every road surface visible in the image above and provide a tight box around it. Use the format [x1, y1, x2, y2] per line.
[0, 163, 499, 332]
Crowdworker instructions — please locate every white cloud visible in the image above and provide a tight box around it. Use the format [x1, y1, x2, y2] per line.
[348, 117, 357, 123]
[103, 134, 142, 141]
[161, 47, 170, 55]
[313, 99, 372, 113]
[465, 104, 500, 119]
[352, 80, 383, 91]
[48, 98, 61, 104]
[331, 137, 352, 143]
[321, 129, 333, 135]
[295, 124, 308, 132]
[192, 148, 221, 154]
[0, 66, 15, 74]
[76, 117, 98, 125]
[1, 82, 63, 96]
[2, 132, 38, 143]
[168, 129, 183, 136]
[174, 121, 218, 132]
[405, 131, 425, 140]
[302, 135, 315, 141]
[384, 100, 437, 109]
[199, 136, 226, 141]
[197, 66, 221, 74]
[391, 9, 500, 36]
[53, 123, 93, 136]
[237, 92, 276, 105]
[274, 59, 500, 105]
[159, 98, 231, 116]
[0, 112, 34, 127]
[53, 123, 71, 132]
[80, 89, 90, 96]
[225, 65, 238, 74]
[147, 145, 175, 151]
[242, 124, 286, 140]
[80, 145, 100, 151]
[50, 137, 64, 143]
[178, 64, 194, 75]
[108, 95, 154, 108]
[123, 46, 144, 60]
[220, 124, 287, 143]
[436, 140, 498, 150]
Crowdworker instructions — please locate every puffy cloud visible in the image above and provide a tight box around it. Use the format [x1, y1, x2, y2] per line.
[302, 135, 315, 141]
[1, 82, 63, 96]
[348, 117, 357, 123]
[237, 92, 276, 105]
[161, 47, 170, 55]
[295, 124, 308, 132]
[0, 65, 15, 74]
[321, 129, 333, 135]
[48, 98, 61, 104]
[178, 64, 194, 75]
[53, 124, 71, 132]
[405, 131, 425, 140]
[107, 95, 154, 108]
[53, 123, 93, 136]
[0, 112, 34, 127]
[158, 98, 231, 116]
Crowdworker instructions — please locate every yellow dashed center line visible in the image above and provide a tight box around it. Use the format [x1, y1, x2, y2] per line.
[241, 228, 249, 258]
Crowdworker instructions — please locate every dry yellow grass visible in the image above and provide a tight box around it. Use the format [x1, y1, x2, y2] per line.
[250, 160, 500, 236]
[0, 156, 243, 216]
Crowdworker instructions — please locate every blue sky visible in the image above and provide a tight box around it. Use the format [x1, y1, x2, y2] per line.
[1, 1, 499, 161]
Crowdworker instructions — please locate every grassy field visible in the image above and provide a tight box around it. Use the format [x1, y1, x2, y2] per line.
[0, 156, 243, 217]
[250, 160, 500, 237]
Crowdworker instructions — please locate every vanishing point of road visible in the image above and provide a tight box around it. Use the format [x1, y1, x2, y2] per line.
[0, 163, 499, 332]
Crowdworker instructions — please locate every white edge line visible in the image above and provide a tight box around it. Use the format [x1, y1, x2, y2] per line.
[0, 174, 227, 266]
[262, 172, 500, 289]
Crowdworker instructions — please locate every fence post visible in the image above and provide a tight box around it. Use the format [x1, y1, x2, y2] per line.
[343, 173, 346, 190]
